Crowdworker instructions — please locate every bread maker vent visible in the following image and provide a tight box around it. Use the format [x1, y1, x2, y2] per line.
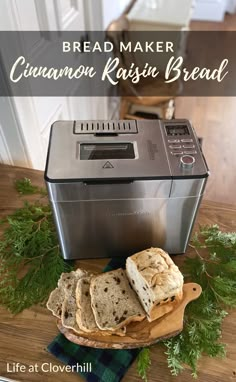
[74, 120, 138, 134]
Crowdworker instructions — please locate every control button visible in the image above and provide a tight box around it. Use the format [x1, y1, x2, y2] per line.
[168, 139, 180, 143]
[180, 155, 195, 169]
[183, 144, 195, 149]
[169, 145, 182, 149]
[181, 139, 193, 143]
[184, 150, 197, 155]
[171, 151, 183, 155]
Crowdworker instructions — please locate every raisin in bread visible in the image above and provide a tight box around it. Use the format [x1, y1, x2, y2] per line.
[90, 269, 145, 331]
[126, 247, 183, 322]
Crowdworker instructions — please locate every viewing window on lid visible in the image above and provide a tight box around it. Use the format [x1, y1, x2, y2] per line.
[80, 143, 135, 160]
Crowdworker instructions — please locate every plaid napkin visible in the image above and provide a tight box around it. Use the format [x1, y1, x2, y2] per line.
[47, 257, 141, 382]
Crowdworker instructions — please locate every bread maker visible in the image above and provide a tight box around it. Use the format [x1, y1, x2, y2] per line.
[45, 119, 209, 259]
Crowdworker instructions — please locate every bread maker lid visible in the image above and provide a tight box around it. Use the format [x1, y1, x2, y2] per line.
[45, 120, 172, 182]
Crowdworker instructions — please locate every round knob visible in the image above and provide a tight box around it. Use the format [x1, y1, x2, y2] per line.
[180, 155, 195, 169]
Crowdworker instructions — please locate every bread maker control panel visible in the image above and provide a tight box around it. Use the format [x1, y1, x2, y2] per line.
[161, 120, 205, 175]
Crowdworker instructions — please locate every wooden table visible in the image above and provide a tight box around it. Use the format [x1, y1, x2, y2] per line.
[0, 164, 235, 382]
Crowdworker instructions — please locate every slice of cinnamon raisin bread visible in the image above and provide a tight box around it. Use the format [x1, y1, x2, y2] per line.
[58, 268, 87, 295]
[46, 287, 64, 319]
[126, 247, 184, 322]
[61, 295, 84, 334]
[76, 276, 99, 333]
[90, 268, 145, 331]
[47, 268, 87, 321]
[76, 276, 126, 336]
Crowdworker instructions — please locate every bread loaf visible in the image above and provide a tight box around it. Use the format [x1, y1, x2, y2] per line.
[90, 268, 145, 331]
[126, 248, 183, 321]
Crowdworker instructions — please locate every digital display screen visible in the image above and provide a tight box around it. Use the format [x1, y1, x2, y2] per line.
[165, 124, 190, 136]
[80, 143, 135, 160]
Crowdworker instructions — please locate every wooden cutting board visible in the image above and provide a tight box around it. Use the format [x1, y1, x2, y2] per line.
[57, 282, 202, 349]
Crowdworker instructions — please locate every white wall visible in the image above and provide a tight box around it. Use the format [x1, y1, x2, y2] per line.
[192, 0, 228, 21]
[226, 0, 236, 12]
[102, 0, 131, 29]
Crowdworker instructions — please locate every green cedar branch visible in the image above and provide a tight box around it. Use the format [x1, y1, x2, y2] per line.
[137, 348, 151, 382]
[137, 225, 236, 380]
[164, 225, 236, 377]
[0, 179, 72, 314]
[15, 177, 47, 196]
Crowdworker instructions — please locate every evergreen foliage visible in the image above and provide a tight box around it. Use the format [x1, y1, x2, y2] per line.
[137, 348, 151, 381]
[137, 225, 236, 379]
[0, 179, 72, 313]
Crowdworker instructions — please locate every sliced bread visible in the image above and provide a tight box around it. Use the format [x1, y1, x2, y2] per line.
[90, 268, 145, 331]
[76, 276, 126, 336]
[61, 295, 84, 334]
[75, 276, 99, 333]
[46, 268, 87, 320]
[58, 268, 87, 295]
[126, 247, 184, 321]
[46, 287, 65, 319]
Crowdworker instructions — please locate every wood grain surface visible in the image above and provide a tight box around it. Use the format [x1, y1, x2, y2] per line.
[0, 164, 236, 382]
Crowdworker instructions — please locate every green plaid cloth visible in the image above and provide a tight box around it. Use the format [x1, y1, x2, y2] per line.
[47, 257, 141, 382]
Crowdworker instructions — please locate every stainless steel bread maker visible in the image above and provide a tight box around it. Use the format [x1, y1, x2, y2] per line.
[45, 119, 209, 259]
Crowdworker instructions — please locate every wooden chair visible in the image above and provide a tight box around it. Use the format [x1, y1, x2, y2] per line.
[106, 15, 181, 120]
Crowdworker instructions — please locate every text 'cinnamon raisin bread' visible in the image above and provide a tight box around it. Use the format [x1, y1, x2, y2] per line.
[126, 248, 184, 321]
[90, 268, 145, 331]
